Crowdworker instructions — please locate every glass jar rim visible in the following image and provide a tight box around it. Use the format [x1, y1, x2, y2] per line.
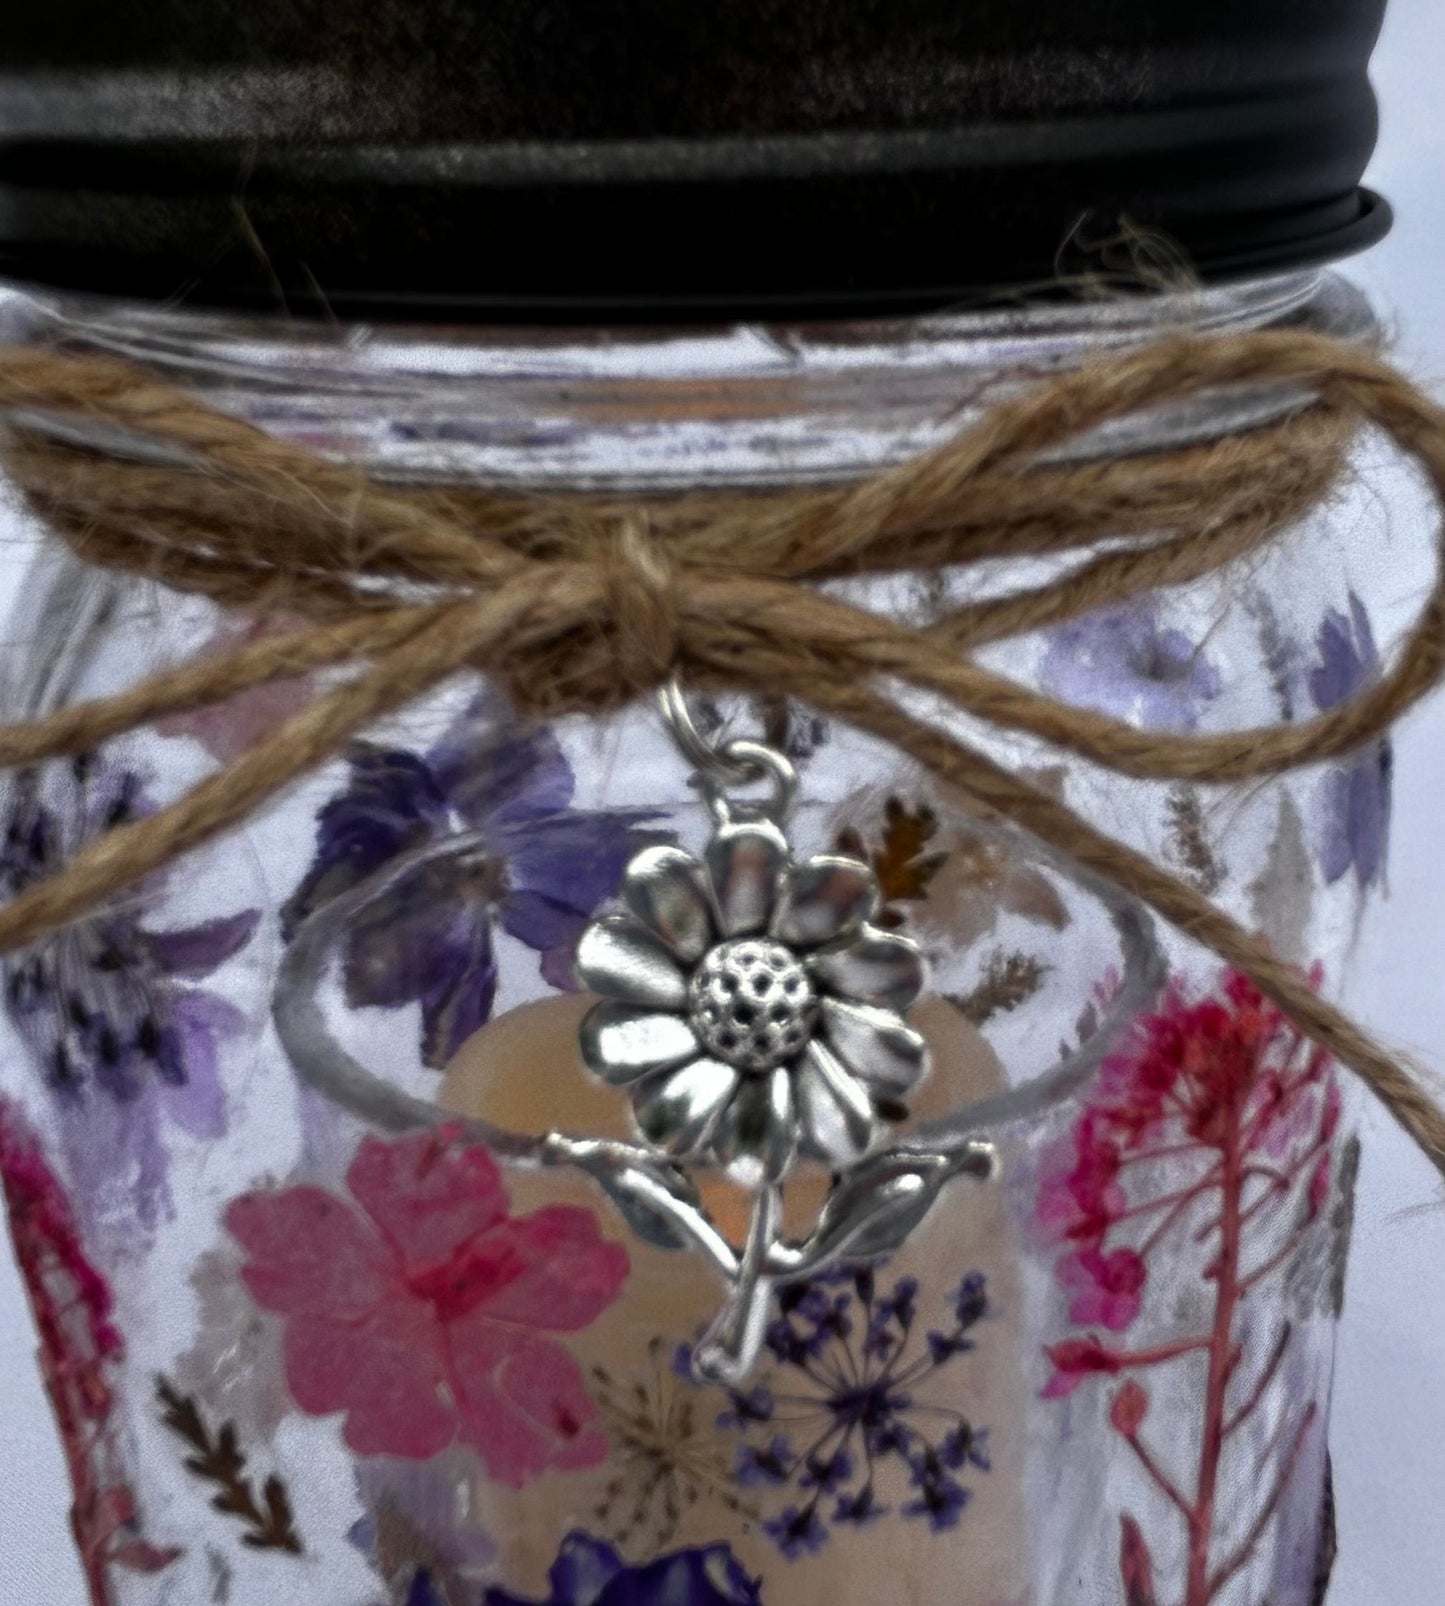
[0, 269, 1377, 488]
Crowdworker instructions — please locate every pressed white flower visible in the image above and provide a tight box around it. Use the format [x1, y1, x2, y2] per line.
[576, 818, 929, 1185]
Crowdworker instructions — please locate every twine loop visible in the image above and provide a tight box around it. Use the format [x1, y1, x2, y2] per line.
[1, 329, 1445, 1177]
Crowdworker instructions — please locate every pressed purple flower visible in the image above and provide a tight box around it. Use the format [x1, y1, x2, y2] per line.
[863, 1414, 913, 1459]
[764, 1315, 822, 1367]
[764, 1506, 829, 1559]
[485, 1531, 761, 1606]
[791, 1285, 836, 1324]
[735, 1436, 794, 1487]
[350, 1453, 496, 1599]
[406, 1573, 446, 1606]
[703, 1265, 992, 1557]
[1039, 602, 1223, 732]
[940, 1424, 991, 1473]
[954, 1271, 988, 1327]
[0, 756, 259, 1229]
[902, 1469, 970, 1532]
[832, 1486, 890, 1526]
[1, 760, 256, 1106]
[282, 701, 658, 1067]
[716, 1384, 775, 1429]
[926, 1329, 977, 1363]
[800, 1448, 853, 1494]
[1308, 593, 1392, 888]
[864, 1274, 918, 1360]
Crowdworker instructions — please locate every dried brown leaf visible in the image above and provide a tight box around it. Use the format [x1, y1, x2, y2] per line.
[156, 1377, 303, 1555]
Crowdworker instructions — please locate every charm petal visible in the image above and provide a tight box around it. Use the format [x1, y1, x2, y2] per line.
[714, 1066, 797, 1186]
[575, 916, 688, 1009]
[623, 845, 716, 963]
[798, 1039, 882, 1165]
[820, 995, 929, 1095]
[633, 1059, 740, 1156]
[809, 926, 925, 1012]
[706, 820, 789, 937]
[580, 1001, 700, 1085]
[771, 855, 880, 950]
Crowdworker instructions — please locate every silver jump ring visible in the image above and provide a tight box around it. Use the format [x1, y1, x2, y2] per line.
[657, 677, 755, 784]
[706, 737, 799, 824]
[657, 678, 799, 824]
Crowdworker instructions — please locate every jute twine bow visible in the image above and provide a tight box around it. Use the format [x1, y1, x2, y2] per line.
[1, 329, 1444, 1172]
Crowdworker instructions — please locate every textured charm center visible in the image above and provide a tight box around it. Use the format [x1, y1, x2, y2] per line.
[687, 938, 818, 1073]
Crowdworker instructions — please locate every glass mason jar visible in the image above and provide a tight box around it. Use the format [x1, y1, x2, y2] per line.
[0, 269, 1417, 1606]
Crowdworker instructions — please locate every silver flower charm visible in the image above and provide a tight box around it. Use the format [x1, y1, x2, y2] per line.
[568, 701, 988, 1385]
[576, 817, 929, 1184]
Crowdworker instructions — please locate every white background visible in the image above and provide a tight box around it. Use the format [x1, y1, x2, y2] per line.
[0, 4, 1442, 1600]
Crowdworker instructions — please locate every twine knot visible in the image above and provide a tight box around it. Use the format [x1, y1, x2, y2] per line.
[2, 329, 1445, 1180]
[601, 510, 681, 698]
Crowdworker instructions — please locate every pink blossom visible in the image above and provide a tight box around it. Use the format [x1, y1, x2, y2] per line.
[1307, 1152, 1333, 1217]
[226, 1128, 629, 1485]
[1036, 1117, 1127, 1247]
[1059, 1247, 1147, 1332]
[1041, 1335, 1123, 1398]
[0, 1100, 179, 1601]
[1109, 1380, 1150, 1437]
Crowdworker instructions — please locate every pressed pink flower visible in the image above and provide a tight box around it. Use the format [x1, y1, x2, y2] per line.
[1038, 966, 1343, 1606]
[1041, 1335, 1123, 1399]
[0, 1100, 178, 1602]
[1037, 1127, 1128, 1248]
[155, 613, 315, 764]
[1059, 1247, 1147, 1332]
[1109, 1380, 1150, 1438]
[226, 1128, 629, 1485]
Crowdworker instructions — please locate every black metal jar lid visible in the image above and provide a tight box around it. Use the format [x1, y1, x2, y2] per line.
[0, 0, 1391, 322]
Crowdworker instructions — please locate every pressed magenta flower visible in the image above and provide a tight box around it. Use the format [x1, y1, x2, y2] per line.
[1058, 1247, 1146, 1332]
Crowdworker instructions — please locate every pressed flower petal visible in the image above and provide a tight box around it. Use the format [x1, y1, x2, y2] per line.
[797, 1039, 881, 1164]
[140, 907, 261, 979]
[579, 1001, 700, 1085]
[574, 916, 688, 1009]
[623, 845, 715, 962]
[714, 1066, 797, 1186]
[820, 996, 929, 1095]
[283, 1305, 456, 1460]
[463, 1206, 630, 1331]
[543, 1534, 626, 1606]
[706, 820, 789, 937]
[632, 1059, 740, 1155]
[771, 856, 879, 950]
[280, 745, 452, 940]
[226, 1186, 397, 1315]
[808, 926, 925, 1012]
[444, 1321, 609, 1487]
[346, 1130, 510, 1265]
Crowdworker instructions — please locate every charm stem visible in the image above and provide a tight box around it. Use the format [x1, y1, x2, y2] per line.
[692, 1181, 783, 1385]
